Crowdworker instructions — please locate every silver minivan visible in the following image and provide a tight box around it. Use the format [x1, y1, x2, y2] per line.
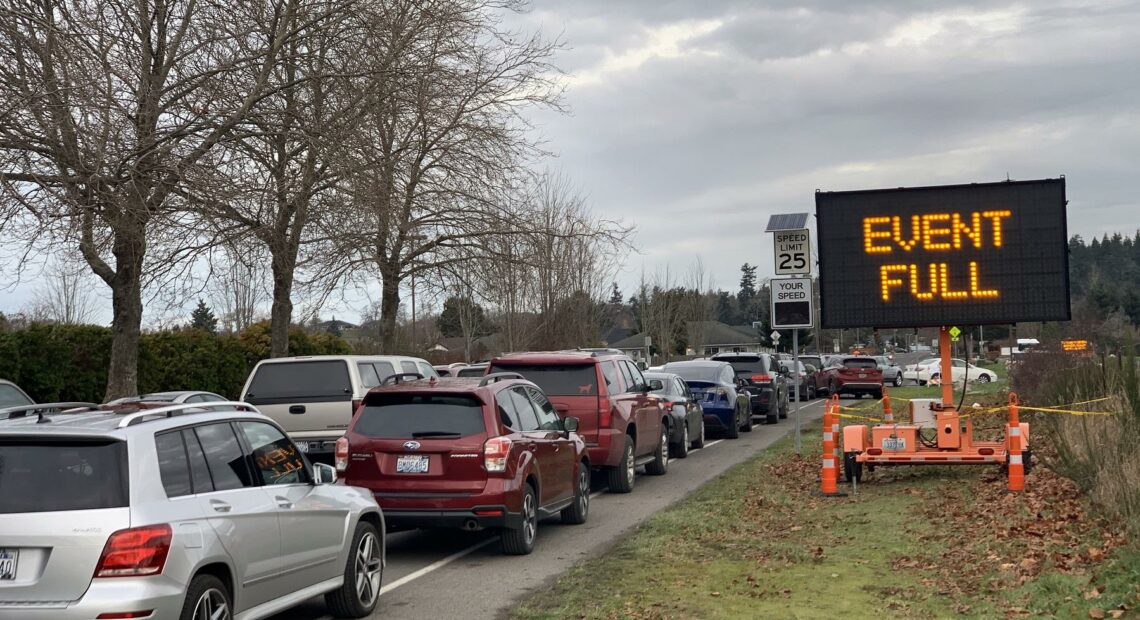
[240, 355, 439, 459]
[0, 401, 385, 620]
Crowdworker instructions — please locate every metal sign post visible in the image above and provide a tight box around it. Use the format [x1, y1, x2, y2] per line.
[792, 329, 801, 454]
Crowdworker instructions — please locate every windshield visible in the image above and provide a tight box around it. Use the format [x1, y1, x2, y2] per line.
[715, 357, 768, 374]
[487, 363, 598, 396]
[0, 439, 128, 513]
[0, 384, 32, 408]
[664, 364, 725, 383]
[355, 394, 486, 439]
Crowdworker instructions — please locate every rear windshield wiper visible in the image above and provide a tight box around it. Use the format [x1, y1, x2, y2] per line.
[410, 431, 464, 438]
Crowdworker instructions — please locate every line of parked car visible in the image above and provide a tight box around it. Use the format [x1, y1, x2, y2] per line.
[1, 347, 804, 620]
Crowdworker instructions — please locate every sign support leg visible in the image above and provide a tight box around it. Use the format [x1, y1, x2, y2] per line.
[793, 329, 801, 455]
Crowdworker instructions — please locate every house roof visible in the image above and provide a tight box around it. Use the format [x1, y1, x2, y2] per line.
[610, 321, 764, 350]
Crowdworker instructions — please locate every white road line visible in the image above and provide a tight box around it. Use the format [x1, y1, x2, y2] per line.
[378, 537, 498, 596]
[358, 432, 737, 607]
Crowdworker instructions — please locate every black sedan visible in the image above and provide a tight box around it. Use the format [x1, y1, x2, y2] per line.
[645, 371, 706, 458]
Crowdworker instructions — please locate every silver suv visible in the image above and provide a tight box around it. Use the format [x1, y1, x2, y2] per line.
[0, 401, 385, 620]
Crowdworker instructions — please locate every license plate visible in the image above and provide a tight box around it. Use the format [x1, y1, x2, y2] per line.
[0, 549, 17, 581]
[858, 373, 867, 379]
[396, 455, 429, 473]
[882, 437, 906, 451]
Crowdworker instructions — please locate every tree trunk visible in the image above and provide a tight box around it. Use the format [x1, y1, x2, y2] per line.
[104, 235, 146, 401]
[269, 250, 296, 358]
[379, 270, 402, 353]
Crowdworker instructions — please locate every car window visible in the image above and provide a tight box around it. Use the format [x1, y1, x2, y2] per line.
[664, 364, 726, 383]
[952, 360, 966, 368]
[616, 361, 636, 392]
[239, 422, 310, 486]
[488, 363, 599, 396]
[400, 361, 418, 374]
[194, 423, 255, 491]
[182, 429, 214, 494]
[525, 387, 561, 431]
[373, 361, 396, 381]
[496, 391, 522, 429]
[201, 393, 224, 402]
[0, 384, 32, 407]
[721, 366, 735, 384]
[155, 431, 193, 497]
[674, 378, 690, 398]
[508, 389, 540, 431]
[600, 361, 620, 392]
[843, 358, 877, 369]
[715, 356, 767, 375]
[358, 362, 382, 388]
[0, 439, 129, 514]
[245, 360, 351, 404]
[356, 393, 488, 438]
[418, 362, 438, 379]
[625, 362, 648, 391]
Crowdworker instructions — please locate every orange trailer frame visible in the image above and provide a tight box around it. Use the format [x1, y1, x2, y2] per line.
[840, 326, 1028, 491]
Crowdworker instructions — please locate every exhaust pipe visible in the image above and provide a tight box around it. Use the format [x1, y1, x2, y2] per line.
[462, 518, 481, 531]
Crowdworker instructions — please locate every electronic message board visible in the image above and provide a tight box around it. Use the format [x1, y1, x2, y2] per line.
[815, 179, 1069, 329]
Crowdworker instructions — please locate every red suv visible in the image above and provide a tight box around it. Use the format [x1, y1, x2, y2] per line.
[335, 374, 589, 555]
[819, 356, 884, 399]
[488, 350, 670, 494]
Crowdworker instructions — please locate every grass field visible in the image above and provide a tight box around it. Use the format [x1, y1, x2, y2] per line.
[512, 427, 1138, 620]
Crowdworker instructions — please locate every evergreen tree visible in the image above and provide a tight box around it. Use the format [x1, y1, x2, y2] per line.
[609, 282, 623, 305]
[190, 300, 218, 333]
[437, 296, 491, 338]
[738, 263, 757, 306]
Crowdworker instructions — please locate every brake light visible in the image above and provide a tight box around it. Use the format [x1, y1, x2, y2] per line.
[715, 388, 729, 401]
[484, 436, 512, 473]
[335, 437, 349, 472]
[598, 398, 612, 428]
[93, 525, 171, 578]
[751, 374, 772, 382]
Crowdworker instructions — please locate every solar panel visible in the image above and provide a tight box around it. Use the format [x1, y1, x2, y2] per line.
[765, 213, 810, 231]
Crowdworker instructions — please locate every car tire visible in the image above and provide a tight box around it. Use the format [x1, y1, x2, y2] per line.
[691, 420, 706, 449]
[742, 406, 755, 432]
[502, 483, 538, 555]
[671, 421, 690, 458]
[918, 380, 927, 386]
[843, 452, 863, 484]
[180, 574, 232, 620]
[893, 374, 903, 387]
[725, 413, 740, 439]
[977, 374, 991, 383]
[560, 462, 590, 525]
[646, 425, 669, 475]
[829, 379, 838, 396]
[607, 436, 636, 493]
[325, 520, 383, 618]
[872, 390, 883, 400]
[779, 394, 788, 419]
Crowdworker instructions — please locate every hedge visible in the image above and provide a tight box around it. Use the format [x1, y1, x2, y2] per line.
[0, 321, 351, 402]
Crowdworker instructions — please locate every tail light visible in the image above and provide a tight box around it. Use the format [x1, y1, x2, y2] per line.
[335, 437, 349, 472]
[484, 436, 512, 473]
[598, 398, 612, 428]
[94, 524, 172, 578]
[751, 374, 772, 383]
[715, 388, 729, 401]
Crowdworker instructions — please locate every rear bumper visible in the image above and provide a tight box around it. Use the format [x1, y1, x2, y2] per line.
[835, 381, 882, 393]
[587, 428, 622, 468]
[383, 506, 523, 531]
[746, 388, 774, 414]
[0, 577, 185, 620]
[702, 406, 735, 429]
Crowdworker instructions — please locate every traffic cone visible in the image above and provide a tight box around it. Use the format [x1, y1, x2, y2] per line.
[1007, 392, 1025, 492]
[883, 387, 893, 423]
[817, 398, 846, 497]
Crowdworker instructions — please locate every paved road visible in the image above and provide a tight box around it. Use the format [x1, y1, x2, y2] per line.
[272, 397, 838, 620]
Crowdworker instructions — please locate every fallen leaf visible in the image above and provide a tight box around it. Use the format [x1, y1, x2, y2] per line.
[1084, 587, 1102, 600]
[1089, 609, 1105, 619]
[1108, 612, 1124, 619]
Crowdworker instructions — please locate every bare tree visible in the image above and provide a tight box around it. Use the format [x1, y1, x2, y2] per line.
[316, 0, 565, 352]
[0, 0, 331, 398]
[208, 245, 269, 333]
[28, 257, 98, 325]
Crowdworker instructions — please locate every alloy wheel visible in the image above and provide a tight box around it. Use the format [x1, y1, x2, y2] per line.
[522, 491, 537, 545]
[977, 374, 991, 383]
[577, 467, 590, 515]
[354, 531, 383, 608]
[625, 443, 635, 487]
[660, 430, 668, 462]
[682, 423, 689, 448]
[193, 588, 230, 620]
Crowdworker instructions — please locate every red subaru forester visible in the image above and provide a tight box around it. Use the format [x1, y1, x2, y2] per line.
[335, 373, 590, 555]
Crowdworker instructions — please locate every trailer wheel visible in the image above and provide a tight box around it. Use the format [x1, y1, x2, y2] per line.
[843, 452, 863, 483]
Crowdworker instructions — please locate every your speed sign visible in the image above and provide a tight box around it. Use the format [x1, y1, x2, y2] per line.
[773, 228, 811, 275]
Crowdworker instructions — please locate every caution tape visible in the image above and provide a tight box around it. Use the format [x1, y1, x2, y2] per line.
[833, 411, 887, 423]
[1015, 405, 1113, 416]
[830, 395, 1117, 423]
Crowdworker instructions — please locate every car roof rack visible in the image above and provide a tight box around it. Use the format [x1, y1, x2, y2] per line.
[117, 401, 260, 428]
[0, 402, 102, 424]
[381, 372, 424, 386]
[478, 372, 524, 386]
[559, 347, 623, 357]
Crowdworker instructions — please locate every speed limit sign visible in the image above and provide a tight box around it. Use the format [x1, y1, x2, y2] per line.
[773, 228, 811, 275]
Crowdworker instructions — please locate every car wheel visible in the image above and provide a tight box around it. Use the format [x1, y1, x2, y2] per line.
[779, 394, 788, 419]
[977, 374, 991, 383]
[607, 435, 635, 493]
[829, 379, 838, 396]
[893, 374, 903, 387]
[502, 483, 538, 555]
[180, 574, 232, 620]
[325, 520, 383, 618]
[691, 420, 706, 449]
[671, 421, 690, 458]
[646, 425, 669, 475]
[918, 380, 927, 386]
[725, 412, 740, 439]
[843, 452, 863, 484]
[872, 390, 883, 400]
[561, 462, 590, 524]
[742, 405, 755, 432]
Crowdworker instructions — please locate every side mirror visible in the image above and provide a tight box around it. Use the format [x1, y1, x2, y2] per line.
[313, 463, 337, 485]
[562, 416, 579, 434]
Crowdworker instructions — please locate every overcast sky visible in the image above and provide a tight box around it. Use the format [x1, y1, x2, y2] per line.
[519, 0, 1140, 294]
[3, 0, 1138, 324]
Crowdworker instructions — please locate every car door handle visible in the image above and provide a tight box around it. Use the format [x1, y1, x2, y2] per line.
[210, 500, 232, 513]
[275, 497, 294, 509]
[289, 405, 306, 414]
